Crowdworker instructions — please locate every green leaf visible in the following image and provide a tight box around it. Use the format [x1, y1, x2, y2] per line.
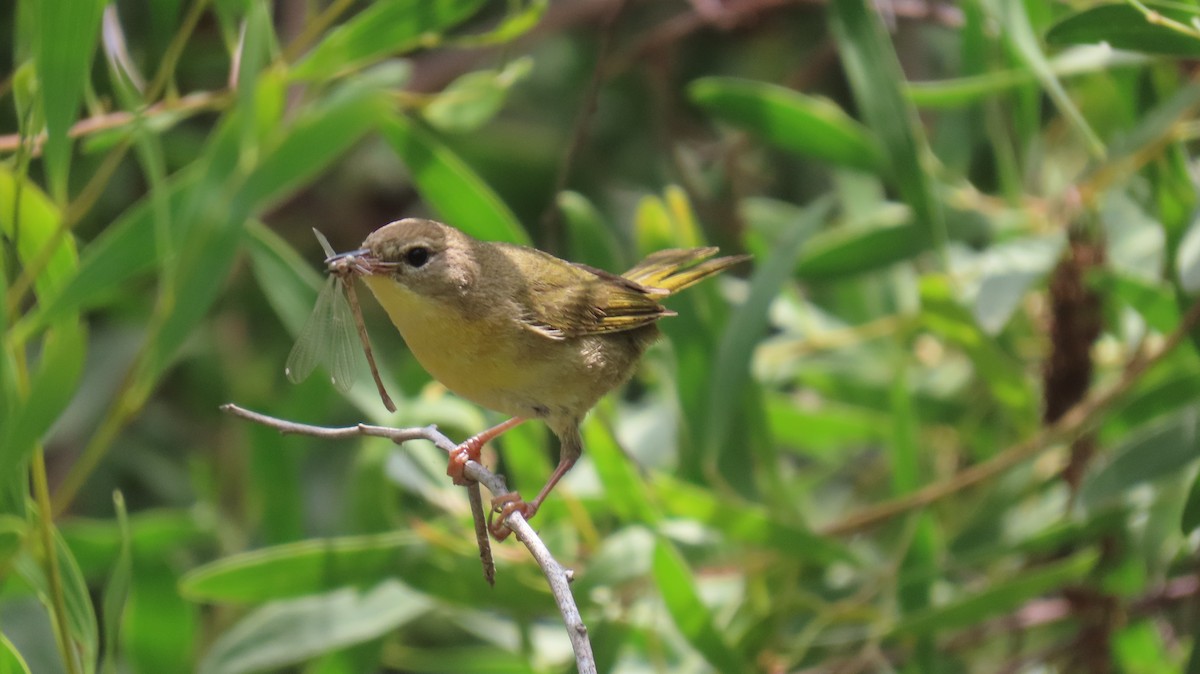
[380, 115, 528, 244]
[652, 474, 851, 564]
[995, 0, 1104, 157]
[0, 633, 31, 674]
[0, 171, 85, 482]
[449, 0, 547, 47]
[559, 190, 625, 272]
[9, 172, 196, 342]
[1182, 470, 1200, 533]
[240, 83, 391, 211]
[651, 538, 746, 674]
[62, 509, 208, 582]
[688, 77, 883, 172]
[920, 276, 1035, 420]
[122, 560, 197, 674]
[794, 203, 916, 280]
[1083, 407, 1200, 508]
[705, 197, 828, 483]
[583, 412, 659, 524]
[15, 528, 99, 674]
[1046, 3, 1200, 58]
[180, 532, 421, 603]
[829, 0, 946, 256]
[34, 0, 105, 201]
[892, 550, 1098, 636]
[292, 0, 487, 80]
[1177, 210, 1200, 293]
[1097, 271, 1179, 334]
[951, 232, 1064, 335]
[907, 47, 1147, 109]
[99, 493, 132, 674]
[197, 581, 431, 674]
[246, 223, 324, 338]
[423, 57, 533, 133]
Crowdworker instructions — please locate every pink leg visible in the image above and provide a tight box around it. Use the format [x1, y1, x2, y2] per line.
[489, 426, 582, 540]
[447, 417, 526, 486]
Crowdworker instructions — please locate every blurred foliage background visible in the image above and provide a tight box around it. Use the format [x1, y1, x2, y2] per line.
[4, 0, 1200, 672]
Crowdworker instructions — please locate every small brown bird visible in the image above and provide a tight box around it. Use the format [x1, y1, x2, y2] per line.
[346, 218, 747, 538]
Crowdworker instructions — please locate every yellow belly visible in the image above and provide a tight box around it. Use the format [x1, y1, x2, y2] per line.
[362, 276, 542, 417]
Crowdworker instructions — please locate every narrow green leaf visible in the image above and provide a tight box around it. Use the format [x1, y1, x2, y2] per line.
[584, 411, 658, 524]
[920, 276, 1035, 420]
[246, 223, 323, 338]
[794, 204, 917, 280]
[994, 0, 1104, 157]
[122, 560, 197, 674]
[892, 550, 1098, 636]
[652, 474, 851, 564]
[952, 232, 1064, 335]
[181, 532, 420, 603]
[380, 115, 528, 244]
[0, 633, 31, 674]
[1182, 471, 1200, 533]
[423, 57, 533, 133]
[907, 46, 1146, 109]
[1095, 271, 1179, 334]
[292, 0, 487, 80]
[62, 509, 207, 582]
[559, 190, 625, 272]
[99, 493, 132, 674]
[651, 538, 746, 674]
[1114, 620, 1174, 674]
[1083, 407, 1200, 508]
[449, 0, 547, 47]
[1177, 210, 1200, 293]
[34, 0, 105, 201]
[197, 581, 431, 674]
[9, 173, 197, 342]
[689, 77, 883, 172]
[705, 197, 828, 480]
[15, 529, 99, 674]
[1046, 3, 1200, 57]
[829, 0, 946, 256]
[0, 171, 85, 482]
[241, 86, 391, 211]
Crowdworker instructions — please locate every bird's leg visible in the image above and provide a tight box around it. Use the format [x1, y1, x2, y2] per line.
[489, 426, 582, 540]
[448, 417, 526, 486]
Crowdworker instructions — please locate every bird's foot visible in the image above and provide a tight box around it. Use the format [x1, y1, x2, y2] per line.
[447, 436, 484, 486]
[488, 492, 539, 541]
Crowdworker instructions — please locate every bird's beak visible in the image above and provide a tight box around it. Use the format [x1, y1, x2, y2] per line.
[325, 248, 394, 276]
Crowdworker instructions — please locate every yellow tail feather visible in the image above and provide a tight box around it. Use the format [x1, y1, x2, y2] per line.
[622, 248, 749, 295]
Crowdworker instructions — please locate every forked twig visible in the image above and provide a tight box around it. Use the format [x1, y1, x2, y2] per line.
[220, 403, 596, 674]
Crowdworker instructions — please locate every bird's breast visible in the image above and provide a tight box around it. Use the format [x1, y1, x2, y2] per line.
[363, 276, 564, 416]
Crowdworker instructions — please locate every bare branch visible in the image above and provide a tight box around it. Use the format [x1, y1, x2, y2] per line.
[220, 403, 597, 674]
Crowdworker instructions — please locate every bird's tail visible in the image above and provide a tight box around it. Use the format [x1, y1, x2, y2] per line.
[622, 248, 750, 296]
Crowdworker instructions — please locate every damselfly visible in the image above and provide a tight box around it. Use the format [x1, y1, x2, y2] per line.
[285, 229, 396, 412]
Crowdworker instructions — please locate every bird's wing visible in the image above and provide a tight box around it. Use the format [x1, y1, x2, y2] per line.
[519, 261, 672, 340]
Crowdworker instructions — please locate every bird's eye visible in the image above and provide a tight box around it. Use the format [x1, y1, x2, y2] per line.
[405, 247, 430, 268]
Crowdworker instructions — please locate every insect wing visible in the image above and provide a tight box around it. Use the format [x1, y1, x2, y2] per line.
[284, 275, 357, 393]
[312, 228, 337, 259]
[325, 277, 358, 392]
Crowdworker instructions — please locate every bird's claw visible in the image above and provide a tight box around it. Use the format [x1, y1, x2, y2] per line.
[447, 437, 483, 486]
[488, 492, 539, 540]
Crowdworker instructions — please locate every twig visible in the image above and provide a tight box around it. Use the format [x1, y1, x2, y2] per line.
[220, 403, 597, 674]
[0, 90, 227, 155]
[821, 297, 1200, 536]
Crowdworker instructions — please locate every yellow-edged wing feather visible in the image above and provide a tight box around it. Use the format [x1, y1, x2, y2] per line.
[520, 247, 748, 340]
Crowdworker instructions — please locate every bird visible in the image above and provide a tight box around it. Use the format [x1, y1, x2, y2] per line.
[345, 217, 748, 538]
